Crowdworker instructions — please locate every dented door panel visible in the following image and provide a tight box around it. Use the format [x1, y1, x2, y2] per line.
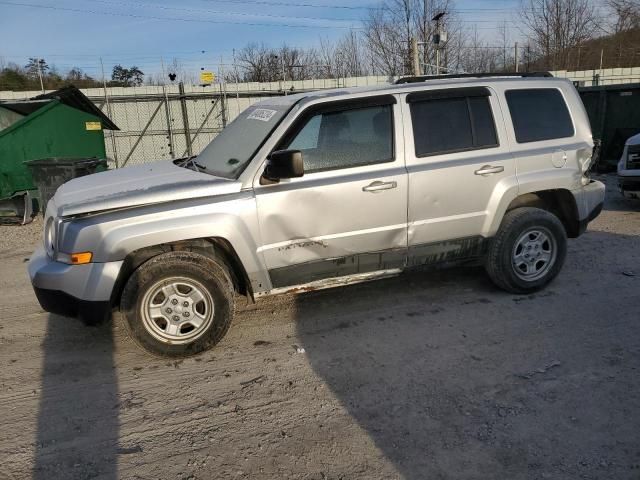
[255, 165, 408, 285]
[253, 98, 408, 287]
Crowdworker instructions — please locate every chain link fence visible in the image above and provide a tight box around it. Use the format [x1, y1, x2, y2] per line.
[91, 75, 392, 167]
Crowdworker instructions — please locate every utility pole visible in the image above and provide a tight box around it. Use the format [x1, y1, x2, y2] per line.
[219, 55, 228, 127]
[178, 82, 192, 156]
[272, 54, 287, 95]
[411, 37, 420, 76]
[37, 58, 45, 93]
[281, 57, 286, 95]
[100, 57, 119, 167]
[514, 42, 519, 72]
[599, 48, 604, 77]
[577, 45, 581, 71]
[432, 12, 446, 75]
[160, 57, 175, 160]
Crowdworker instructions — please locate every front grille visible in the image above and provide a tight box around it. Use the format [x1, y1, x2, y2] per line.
[627, 144, 640, 170]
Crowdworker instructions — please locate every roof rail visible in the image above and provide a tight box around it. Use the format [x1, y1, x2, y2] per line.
[395, 72, 553, 84]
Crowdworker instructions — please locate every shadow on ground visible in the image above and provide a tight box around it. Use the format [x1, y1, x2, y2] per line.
[295, 231, 640, 479]
[33, 315, 119, 480]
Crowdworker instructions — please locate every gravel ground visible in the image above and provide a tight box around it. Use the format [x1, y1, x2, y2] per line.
[0, 215, 42, 254]
[0, 174, 639, 480]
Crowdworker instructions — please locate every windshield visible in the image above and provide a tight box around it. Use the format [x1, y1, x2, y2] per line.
[196, 103, 292, 179]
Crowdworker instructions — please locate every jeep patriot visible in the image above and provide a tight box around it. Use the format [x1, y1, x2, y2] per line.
[29, 74, 605, 356]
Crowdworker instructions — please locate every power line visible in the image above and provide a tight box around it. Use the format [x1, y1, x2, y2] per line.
[88, 0, 363, 23]
[68, 0, 524, 25]
[198, 0, 381, 10]
[0, 0, 363, 29]
[195, 0, 588, 14]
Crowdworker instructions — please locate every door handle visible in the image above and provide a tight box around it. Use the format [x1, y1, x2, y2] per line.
[474, 165, 504, 176]
[362, 180, 397, 193]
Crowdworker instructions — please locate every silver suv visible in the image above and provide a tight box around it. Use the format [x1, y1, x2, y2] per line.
[29, 74, 605, 356]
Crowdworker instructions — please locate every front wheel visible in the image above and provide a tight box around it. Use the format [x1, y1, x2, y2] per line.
[485, 207, 567, 294]
[120, 251, 235, 357]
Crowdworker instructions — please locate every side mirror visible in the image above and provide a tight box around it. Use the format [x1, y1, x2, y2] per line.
[263, 150, 304, 181]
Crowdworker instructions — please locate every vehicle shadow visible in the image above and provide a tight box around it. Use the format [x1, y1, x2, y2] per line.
[294, 232, 640, 478]
[596, 174, 639, 213]
[32, 314, 119, 480]
[602, 193, 640, 213]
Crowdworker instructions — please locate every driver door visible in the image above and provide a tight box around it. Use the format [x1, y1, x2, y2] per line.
[253, 95, 408, 288]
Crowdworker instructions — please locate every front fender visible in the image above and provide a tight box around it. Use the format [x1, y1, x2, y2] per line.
[59, 193, 271, 293]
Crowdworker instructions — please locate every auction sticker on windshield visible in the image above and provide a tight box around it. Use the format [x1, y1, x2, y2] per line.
[247, 109, 278, 122]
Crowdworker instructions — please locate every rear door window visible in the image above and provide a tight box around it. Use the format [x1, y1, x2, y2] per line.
[505, 89, 574, 143]
[409, 93, 498, 157]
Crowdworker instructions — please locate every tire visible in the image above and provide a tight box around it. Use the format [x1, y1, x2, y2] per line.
[485, 207, 567, 294]
[119, 251, 235, 357]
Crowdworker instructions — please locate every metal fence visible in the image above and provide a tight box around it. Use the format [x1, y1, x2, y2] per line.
[98, 76, 396, 167]
[2, 68, 640, 167]
[99, 84, 235, 168]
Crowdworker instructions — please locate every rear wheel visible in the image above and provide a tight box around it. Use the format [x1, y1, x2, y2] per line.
[485, 207, 567, 294]
[120, 251, 235, 357]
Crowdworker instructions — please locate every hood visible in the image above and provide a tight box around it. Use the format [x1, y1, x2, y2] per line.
[626, 132, 640, 146]
[53, 160, 242, 217]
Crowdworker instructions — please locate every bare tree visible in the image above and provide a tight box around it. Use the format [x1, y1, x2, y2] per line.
[520, 0, 598, 70]
[335, 31, 368, 77]
[235, 43, 274, 82]
[606, 0, 640, 33]
[362, 0, 462, 76]
[362, 7, 406, 76]
[458, 26, 502, 73]
[24, 58, 48, 80]
[497, 21, 514, 71]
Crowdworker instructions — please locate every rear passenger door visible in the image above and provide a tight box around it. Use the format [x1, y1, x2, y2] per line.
[402, 86, 515, 265]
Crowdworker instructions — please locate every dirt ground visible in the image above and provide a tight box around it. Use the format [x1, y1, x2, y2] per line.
[0, 174, 639, 480]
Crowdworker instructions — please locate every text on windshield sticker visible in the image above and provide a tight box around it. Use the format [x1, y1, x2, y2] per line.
[247, 109, 277, 122]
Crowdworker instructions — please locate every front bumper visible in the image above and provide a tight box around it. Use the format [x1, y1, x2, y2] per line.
[618, 174, 640, 192]
[28, 246, 123, 323]
[33, 286, 111, 324]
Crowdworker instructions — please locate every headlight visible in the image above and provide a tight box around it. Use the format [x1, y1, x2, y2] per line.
[44, 216, 56, 257]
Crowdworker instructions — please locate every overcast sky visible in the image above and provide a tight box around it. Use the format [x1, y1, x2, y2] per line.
[0, 0, 521, 78]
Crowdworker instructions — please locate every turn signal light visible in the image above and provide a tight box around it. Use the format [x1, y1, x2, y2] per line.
[70, 252, 93, 264]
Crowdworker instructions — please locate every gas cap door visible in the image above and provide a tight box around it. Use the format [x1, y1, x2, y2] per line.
[552, 149, 567, 168]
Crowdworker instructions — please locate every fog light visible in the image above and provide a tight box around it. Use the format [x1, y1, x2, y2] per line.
[70, 252, 93, 264]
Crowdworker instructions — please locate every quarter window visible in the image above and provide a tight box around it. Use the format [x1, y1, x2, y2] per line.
[409, 95, 498, 157]
[284, 104, 394, 173]
[506, 89, 574, 143]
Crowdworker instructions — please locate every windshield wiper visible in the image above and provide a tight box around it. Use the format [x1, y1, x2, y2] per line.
[178, 155, 196, 167]
[179, 156, 215, 175]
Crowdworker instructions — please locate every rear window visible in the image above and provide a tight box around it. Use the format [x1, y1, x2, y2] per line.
[506, 89, 574, 143]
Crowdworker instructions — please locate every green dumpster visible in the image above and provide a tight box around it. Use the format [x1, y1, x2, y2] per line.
[578, 83, 640, 171]
[0, 86, 118, 223]
[26, 157, 108, 213]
